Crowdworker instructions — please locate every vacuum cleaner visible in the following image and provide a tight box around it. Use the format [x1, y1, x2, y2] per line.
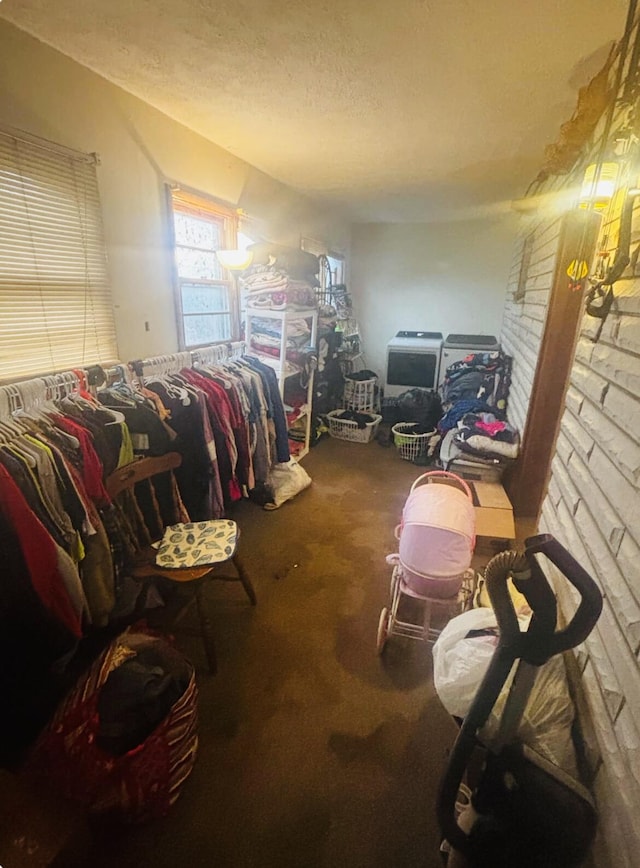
[437, 533, 603, 868]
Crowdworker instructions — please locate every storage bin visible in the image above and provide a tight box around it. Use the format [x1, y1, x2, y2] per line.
[327, 410, 382, 443]
[342, 374, 378, 413]
[392, 423, 435, 462]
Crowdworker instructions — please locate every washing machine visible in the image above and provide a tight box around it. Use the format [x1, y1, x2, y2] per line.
[385, 331, 443, 398]
[438, 333, 500, 388]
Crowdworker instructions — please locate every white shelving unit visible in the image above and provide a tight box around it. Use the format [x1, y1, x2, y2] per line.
[245, 305, 318, 460]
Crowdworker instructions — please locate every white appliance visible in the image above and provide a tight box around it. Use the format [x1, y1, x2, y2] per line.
[438, 333, 500, 387]
[385, 331, 443, 398]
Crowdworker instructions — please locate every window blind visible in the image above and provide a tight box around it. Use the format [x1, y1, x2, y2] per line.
[0, 129, 118, 381]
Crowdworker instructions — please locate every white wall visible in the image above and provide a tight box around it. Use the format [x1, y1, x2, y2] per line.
[0, 19, 350, 362]
[349, 218, 518, 379]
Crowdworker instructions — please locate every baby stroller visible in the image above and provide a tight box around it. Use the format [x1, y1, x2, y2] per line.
[437, 533, 603, 867]
[377, 470, 477, 654]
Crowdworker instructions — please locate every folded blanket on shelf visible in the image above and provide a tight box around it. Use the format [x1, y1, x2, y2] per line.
[248, 317, 311, 340]
[249, 331, 310, 352]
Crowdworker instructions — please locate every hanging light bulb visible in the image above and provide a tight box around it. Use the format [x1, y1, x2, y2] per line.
[579, 162, 620, 210]
[216, 249, 254, 270]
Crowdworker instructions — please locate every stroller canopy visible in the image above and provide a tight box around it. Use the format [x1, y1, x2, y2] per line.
[399, 483, 475, 596]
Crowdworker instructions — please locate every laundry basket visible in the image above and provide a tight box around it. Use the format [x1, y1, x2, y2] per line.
[327, 410, 382, 443]
[392, 423, 435, 462]
[343, 374, 378, 413]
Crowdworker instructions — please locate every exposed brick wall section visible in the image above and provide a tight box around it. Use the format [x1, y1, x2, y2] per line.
[502, 179, 640, 864]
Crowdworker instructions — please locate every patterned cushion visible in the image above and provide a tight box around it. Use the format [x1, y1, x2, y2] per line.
[155, 520, 237, 568]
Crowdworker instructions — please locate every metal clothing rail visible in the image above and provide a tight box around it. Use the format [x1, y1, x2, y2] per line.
[192, 341, 245, 368]
[0, 341, 247, 418]
[130, 352, 192, 380]
[132, 342, 246, 379]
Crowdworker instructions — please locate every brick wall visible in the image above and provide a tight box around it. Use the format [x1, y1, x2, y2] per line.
[501, 164, 640, 864]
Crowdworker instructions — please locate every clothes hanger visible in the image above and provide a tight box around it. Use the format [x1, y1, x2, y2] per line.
[0, 385, 32, 440]
[145, 371, 191, 405]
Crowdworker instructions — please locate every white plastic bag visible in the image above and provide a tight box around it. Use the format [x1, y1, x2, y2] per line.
[433, 607, 501, 718]
[433, 608, 578, 775]
[263, 459, 312, 510]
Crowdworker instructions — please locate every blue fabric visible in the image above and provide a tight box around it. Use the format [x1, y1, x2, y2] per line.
[438, 399, 498, 433]
[244, 357, 291, 463]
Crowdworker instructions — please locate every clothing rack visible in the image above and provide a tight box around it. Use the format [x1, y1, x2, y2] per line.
[0, 342, 248, 419]
[101, 364, 133, 388]
[130, 352, 192, 380]
[192, 341, 245, 368]
[132, 342, 246, 379]
[0, 369, 84, 418]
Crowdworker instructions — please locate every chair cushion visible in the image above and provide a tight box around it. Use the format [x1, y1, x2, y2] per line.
[155, 520, 238, 569]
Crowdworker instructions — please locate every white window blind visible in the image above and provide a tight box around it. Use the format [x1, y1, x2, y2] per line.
[0, 129, 118, 381]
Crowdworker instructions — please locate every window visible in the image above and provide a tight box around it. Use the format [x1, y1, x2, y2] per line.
[327, 253, 345, 286]
[514, 231, 534, 302]
[169, 188, 238, 349]
[0, 128, 117, 381]
[301, 236, 346, 296]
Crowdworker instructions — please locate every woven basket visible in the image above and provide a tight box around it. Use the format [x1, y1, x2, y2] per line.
[327, 411, 382, 443]
[392, 423, 435, 461]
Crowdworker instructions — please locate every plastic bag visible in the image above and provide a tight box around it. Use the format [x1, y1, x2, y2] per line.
[433, 607, 501, 717]
[396, 388, 442, 430]
[263, 459, 312, 510]
[433, 608, 578, 776]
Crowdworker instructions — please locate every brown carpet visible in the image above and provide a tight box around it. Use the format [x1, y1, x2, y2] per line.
[89, 436, 463, 868]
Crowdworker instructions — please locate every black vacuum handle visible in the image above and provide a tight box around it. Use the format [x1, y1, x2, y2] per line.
[485, 533, 602, 663]
[523, 533, 603, 657]
[438, 534, 602, 855]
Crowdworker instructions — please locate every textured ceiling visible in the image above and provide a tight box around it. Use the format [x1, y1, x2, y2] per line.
[0, 0, 629, 221]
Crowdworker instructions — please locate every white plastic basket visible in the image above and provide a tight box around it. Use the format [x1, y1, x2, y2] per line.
[327, 410, 382, 443]
[392, 423, 435, 461]
[343, 375, 378, 413]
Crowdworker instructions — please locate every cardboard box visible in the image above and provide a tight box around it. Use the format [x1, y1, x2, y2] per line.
[470, 481, 515, 556]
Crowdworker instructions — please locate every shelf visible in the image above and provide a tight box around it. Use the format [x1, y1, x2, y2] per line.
[246, 305, 317, 320]
[285, 403, 310, 425]
[288, 440, 309, 461]
[246, 306, 317, 461]
[247, 350, 302, 378]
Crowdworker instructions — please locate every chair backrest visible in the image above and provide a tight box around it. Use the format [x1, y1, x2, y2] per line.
[105, 453, 182, 499]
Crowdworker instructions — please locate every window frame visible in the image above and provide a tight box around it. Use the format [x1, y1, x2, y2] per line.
[514, 230, 535, 302]
[167, 185, 240, 350]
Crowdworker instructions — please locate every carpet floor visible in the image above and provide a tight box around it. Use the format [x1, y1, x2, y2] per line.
[88, 436, 475, 868]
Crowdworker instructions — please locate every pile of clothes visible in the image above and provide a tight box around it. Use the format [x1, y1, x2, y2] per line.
[450, 412, 519, 462]
[241, 243, 319, 311]
[439, 409, 520, 476]
[441, 351, 512, 414]
[436, 349, 518, 476]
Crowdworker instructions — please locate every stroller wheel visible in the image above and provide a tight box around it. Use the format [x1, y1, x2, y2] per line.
[377, 607, 390, 655]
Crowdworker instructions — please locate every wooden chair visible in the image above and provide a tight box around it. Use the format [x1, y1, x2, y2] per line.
[105, 452, 256, 674]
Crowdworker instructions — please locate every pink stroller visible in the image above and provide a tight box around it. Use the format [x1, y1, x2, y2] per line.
[377, 471, 477, 653]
